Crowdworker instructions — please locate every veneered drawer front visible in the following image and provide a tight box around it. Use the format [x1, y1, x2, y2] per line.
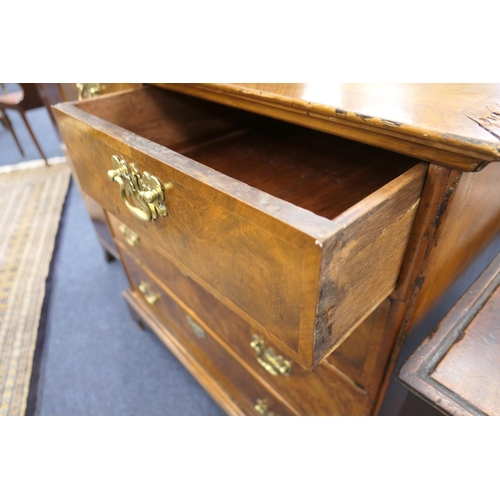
[112, 226, 371, 415]
[123, 252, 298, 416]
[54, 86, 426, 370]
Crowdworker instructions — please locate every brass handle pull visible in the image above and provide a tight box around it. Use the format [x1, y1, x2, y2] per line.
[254, 399, 274, 416]
[250, 335, 292, 377]
[107, 155, 168, 223]
[118, 224, 140, 247]
[76, 83, 102, 100]
[138, 281, 160, 305]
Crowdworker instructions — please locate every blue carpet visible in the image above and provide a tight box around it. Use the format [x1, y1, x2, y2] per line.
[1, 83, 225, 416]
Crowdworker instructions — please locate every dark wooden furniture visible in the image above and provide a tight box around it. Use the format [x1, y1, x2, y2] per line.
[0, 109, 24, 157]
[0, 84, 52, 164]
[40, 83, 142, 262]
[398, 251, 500, 416]
[53, 84, 500, 415]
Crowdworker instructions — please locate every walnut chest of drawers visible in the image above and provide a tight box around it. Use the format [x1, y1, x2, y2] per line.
[54, 84, 500, 415]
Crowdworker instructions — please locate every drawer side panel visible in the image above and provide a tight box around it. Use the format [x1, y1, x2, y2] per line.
[314, 163, 427, 366]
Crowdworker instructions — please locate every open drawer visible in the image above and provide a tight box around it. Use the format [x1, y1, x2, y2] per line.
[54, 86, 427, 370]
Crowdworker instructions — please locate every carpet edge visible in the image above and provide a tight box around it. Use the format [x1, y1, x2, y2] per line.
[24, 173, 72, 416]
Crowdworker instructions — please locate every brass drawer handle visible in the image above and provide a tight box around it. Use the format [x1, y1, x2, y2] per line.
[254, 399, 274, 416]
[118, 224, 140, 247]
[138, 281, 160, 305]
[250, 335, 292, 377]
[107, 155, 168, 223]
[76, 83, 102, 100]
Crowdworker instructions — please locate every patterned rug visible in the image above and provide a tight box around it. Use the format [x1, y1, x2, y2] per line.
[0, 157, 71, 416]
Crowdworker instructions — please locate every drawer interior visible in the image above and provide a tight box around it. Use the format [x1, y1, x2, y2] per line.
[77, 86, 419, 219]
[63, 85, 427, 370]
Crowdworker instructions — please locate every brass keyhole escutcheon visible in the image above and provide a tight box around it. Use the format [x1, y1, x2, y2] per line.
[186, 315, 206, 339]
[107, 155, 168, 223]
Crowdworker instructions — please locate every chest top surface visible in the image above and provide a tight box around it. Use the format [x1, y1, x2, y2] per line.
[156, 83, 500, 172]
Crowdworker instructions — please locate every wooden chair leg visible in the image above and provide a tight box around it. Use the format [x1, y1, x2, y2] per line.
[1, 110, 25, 156]
[19, 109, 48, 165]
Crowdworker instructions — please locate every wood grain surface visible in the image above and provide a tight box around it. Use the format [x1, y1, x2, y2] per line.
[156, 83, 500, 171]
[327, 298, 392, 404]
[312, 164, 426, 366]
[123, 254, 299, 416]
[53, 87, 426, 370]
[398, 252, 500, 416]
[110, 216, 371, 415]
[58, 83, 142, 102]
[53, 82, 500, 416]
[409, 162, 500, 326]
[375, 161, 500, 413]
[80, 192, 119, 260]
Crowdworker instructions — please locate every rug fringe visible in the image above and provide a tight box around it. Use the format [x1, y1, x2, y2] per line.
[0, 156, 67, 173]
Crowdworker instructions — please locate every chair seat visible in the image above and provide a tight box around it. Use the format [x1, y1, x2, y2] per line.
[0, 91, 24, 108]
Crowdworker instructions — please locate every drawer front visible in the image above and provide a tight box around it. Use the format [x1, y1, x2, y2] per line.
[54, 87, 426, 370]
[112, 218, 370, 415]
[80, 191, 118, 258]
[122, 251, 298, 416]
